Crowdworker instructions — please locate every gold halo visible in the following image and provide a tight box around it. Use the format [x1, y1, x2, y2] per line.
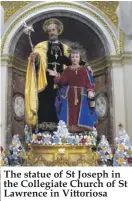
[43, 18, 63, 35]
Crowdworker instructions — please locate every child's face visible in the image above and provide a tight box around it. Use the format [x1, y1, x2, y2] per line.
[70, 53, 80, 66]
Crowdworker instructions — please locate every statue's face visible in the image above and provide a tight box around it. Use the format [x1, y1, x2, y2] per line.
[47, 23, 58, 41]
[70, 53, 80, 66]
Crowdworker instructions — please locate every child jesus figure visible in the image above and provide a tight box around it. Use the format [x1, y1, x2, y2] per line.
[47, 46, 98, 132]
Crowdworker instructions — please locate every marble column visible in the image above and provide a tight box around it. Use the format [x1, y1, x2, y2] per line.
[110, 58, 126, 138]
[0, 6, 6, 149]
[123, 55, 132, 140]
[0, 5, 4, 37]
[116, 1, 132, 139]
[0, 58, 9, 150]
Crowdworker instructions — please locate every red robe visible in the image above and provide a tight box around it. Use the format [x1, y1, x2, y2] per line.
[54, 66, 93, 128]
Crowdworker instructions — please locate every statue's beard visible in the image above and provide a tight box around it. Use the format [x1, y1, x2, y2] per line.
[49, 35, 58, 41]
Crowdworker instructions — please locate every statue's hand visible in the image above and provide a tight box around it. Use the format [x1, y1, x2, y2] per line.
[30, 52, 38, 62]
[87, 65, 93, 75]
[47, 69, 58, 77]
[88, 91, 95, 99]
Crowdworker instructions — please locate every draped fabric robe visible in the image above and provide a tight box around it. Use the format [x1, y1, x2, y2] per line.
[54, 66, 98, 130]
[25, 41, 69, 126]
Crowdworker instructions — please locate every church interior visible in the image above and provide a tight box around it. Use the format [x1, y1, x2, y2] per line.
[0, 1, 132, 166]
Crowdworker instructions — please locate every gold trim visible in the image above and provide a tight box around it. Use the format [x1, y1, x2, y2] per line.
[1, 1, 31, 23]
[119, 29, 125, 53]
[2, 1, 118, 26]
[1, 2, 119, 55]
[109, 53, 132, 62]
[89, 1, 118, 27]
[24, 144, 98, 166]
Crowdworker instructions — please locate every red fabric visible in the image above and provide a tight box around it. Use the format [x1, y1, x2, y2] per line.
[54, 66, 93, 126]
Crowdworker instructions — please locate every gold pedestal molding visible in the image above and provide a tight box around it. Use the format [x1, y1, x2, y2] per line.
[24, 144, 98, 166]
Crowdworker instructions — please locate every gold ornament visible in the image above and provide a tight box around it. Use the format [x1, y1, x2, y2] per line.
[2, 1, 118, 26]
[1, 2, 119, 54]
[24, 144, 98, 166]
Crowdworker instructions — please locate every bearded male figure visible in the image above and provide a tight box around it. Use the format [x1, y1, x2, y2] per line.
[25, 18, 70, 128]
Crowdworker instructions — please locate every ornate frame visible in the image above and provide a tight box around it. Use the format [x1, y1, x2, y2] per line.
[13, 93, 25, 121]
[95, 92, 108, 120]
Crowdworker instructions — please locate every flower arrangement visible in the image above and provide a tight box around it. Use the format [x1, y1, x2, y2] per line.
[0, 146, 8, 166]
[113, 124, 132, 166]
[96, 135, 113, 166]
[8, 134, 26, 166]
[29, 121, 98, 146]
[2, 121, 132, 167]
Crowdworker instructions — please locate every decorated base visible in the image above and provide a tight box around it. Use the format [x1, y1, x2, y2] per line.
[24, 144, 98, 166]
[1, 123, 131, 167]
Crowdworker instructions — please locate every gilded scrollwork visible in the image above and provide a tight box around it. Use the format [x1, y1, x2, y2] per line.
[1, 2, 119, 54]
[1, 1, 31, 23]
[24, 145, 98, 166]
[119, 30, 125, 53]
[2, 1, 118, 26]
[89, 1, 118, 26]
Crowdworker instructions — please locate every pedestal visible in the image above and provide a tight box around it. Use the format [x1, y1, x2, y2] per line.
[24, 144, 98, 166]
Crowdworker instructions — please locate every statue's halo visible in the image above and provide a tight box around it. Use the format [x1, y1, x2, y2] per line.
[43, 18, 63, 35]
